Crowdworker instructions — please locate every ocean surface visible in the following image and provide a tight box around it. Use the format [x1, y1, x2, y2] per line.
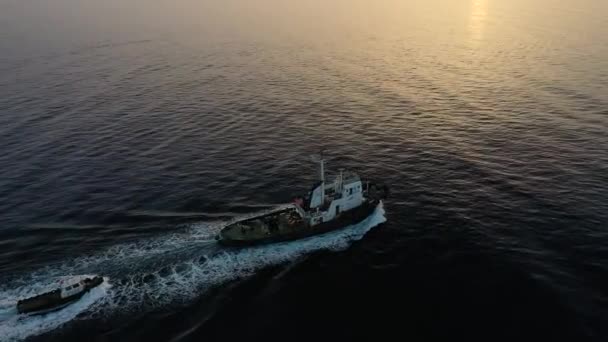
[1, 0, 607, 341]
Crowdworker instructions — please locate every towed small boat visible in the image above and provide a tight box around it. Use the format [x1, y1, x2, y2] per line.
[17, 276, 104, 315]
[216, 157, 388, 247]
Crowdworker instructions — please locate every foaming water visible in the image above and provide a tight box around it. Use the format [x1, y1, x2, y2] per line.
[113, 203, 384, 312]
[0, 203, 385, 341]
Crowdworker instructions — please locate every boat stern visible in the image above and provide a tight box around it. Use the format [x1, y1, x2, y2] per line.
[215, 223, 249, 246]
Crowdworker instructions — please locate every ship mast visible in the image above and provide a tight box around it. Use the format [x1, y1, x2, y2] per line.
[338, 168, 344, 193]
[319, 154, 325, 204]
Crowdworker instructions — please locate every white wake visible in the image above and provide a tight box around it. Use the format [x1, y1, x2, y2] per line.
[0, 202, 386, 341]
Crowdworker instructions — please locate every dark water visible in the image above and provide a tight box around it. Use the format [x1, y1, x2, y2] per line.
[1, 0, 607, 341]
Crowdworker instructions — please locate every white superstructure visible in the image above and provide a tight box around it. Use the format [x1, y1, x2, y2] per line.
[60, 280, 85, 298]
[303, 157, 365, 226]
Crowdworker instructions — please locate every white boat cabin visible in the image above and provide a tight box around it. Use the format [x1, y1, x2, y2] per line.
[296, 158, 365, 226]
[60, 280, 85, 298]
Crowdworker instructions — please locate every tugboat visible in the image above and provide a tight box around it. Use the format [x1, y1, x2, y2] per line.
[216, 157, 388, 247]
[17, 276, 104, 315]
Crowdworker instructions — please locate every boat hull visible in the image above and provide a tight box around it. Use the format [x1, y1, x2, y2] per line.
[217, 199, 379, 247]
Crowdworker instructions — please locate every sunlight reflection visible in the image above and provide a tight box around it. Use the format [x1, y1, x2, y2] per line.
[469, 0, 487, 44]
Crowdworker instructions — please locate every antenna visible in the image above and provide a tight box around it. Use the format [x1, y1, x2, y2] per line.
[311, 149, 326, 203]
[310, 149, 326, 182]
